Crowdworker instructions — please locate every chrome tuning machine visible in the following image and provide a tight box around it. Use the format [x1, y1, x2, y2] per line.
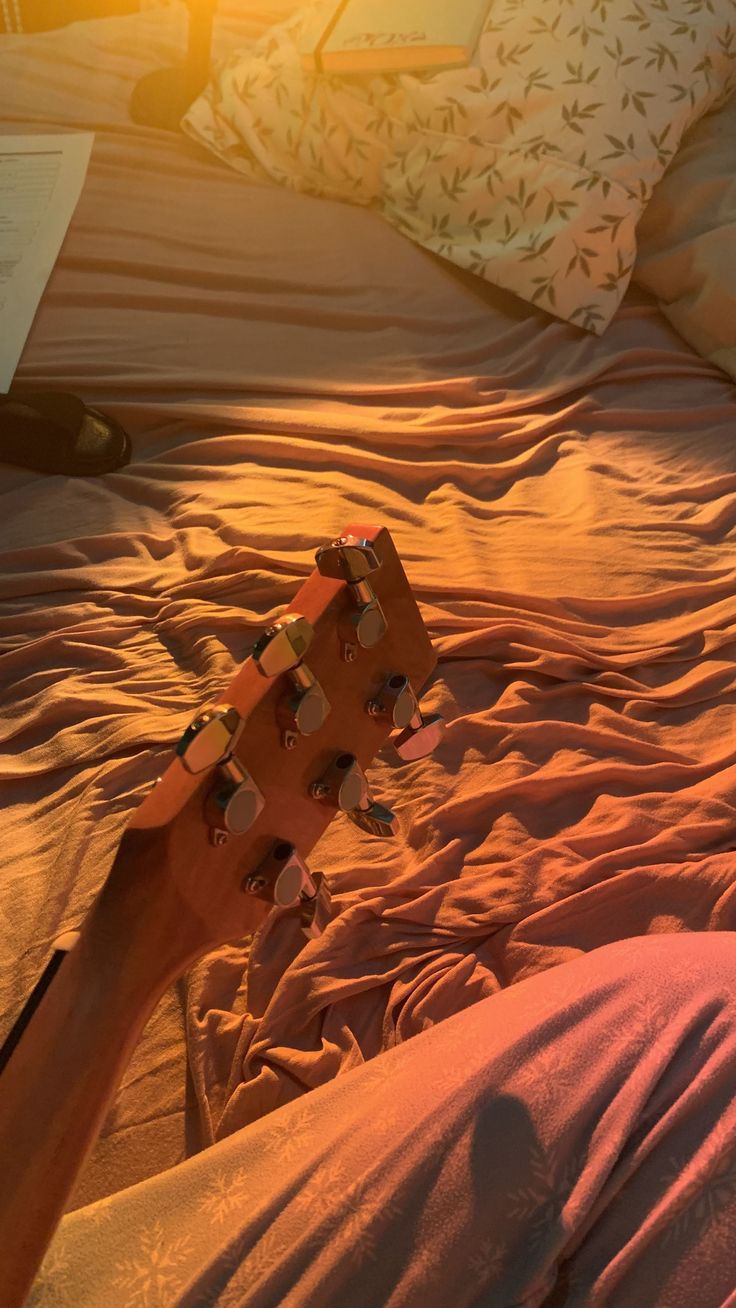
[367, 674, 445, 761]
[243, 841, 333, 939]
[310, 752, 398, 837]
[315, 534, 387, 661]
[251, 613, 330, 749]
[177, 704, 265, 842]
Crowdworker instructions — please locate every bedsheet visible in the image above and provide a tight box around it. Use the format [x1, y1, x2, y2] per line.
[0, 0, 735, 1291]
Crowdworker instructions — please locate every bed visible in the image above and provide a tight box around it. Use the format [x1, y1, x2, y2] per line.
[1, 1, 735, 1303]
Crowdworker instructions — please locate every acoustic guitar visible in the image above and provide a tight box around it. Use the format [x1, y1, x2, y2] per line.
[0, 524, 443, 1306]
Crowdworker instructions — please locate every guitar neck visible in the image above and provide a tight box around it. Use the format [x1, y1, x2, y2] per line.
[0, 831, 210, 1307]
[0, 523, 439, 1305]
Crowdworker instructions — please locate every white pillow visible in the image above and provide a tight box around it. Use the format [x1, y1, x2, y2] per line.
[183, 0, 736, 335]
[634, 90, 736, 381]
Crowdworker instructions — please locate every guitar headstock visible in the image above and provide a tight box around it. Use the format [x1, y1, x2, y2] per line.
[104, 525, 442, 978]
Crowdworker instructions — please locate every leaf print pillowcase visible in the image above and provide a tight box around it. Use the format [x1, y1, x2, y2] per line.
[182, 0, 736, 336]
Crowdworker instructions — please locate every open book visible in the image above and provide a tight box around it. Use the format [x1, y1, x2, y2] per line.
[299, 0, 491, 75]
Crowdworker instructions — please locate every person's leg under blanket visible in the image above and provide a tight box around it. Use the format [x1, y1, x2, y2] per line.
[28, 931, 736, 1308]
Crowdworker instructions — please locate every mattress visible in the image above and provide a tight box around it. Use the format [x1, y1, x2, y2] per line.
[1, 1, 735, 1300]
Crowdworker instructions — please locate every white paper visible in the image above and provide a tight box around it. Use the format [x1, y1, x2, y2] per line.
[0, 132, 94, 393]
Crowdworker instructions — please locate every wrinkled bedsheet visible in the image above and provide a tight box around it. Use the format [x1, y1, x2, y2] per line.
[1, 0, 735, 1269]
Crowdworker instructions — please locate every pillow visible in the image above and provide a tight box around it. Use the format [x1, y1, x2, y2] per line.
[182, 0, 736, 337]
[634, 89, 736, 382]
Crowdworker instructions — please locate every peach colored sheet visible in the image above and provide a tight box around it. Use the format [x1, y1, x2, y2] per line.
[1, 0, 735, 1230]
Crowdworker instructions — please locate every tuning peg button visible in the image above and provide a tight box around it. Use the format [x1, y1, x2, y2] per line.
[393, 711, 445, 762]
[367, 675, 417, 730]
[366, 676, 445, 761]
[276, 681, 330, 738]
[347, 801, 398, 838]
[315, 535, 380, 583]
[251, 614, 313, 678]
[177, 704, 244, 775]
[316, 534, 387, 652]
[339, 601, 387, 652]
[310, 752, 369, 812]
[243, 843, 333, 939]
[311, 753, 398, 838]
[252, 613, 331, 743]
[244, 841, 317, 907]
[205, 755, 265, 835]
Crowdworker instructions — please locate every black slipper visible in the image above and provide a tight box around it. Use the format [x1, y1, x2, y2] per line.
[0, 390, 132, 476]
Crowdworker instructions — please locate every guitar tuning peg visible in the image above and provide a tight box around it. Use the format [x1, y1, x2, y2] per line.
[315, 534, 380, 582]
[251, 613, 313, 678]
[205, 754, 265, 838]
[315, 534, 387, 654]
[243, 841, 316, 907]
[243, 842, 333, 940]
[366, 675, 444, 762]
[366, 674, 418, 729]
[347, 800, 398, 838]
[251, 613, 331, 746]
[176, 703, 265, 840]
[392, 710, 445, 762]
[310, 753, 399, 837]
[176, 704, 244, 774]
